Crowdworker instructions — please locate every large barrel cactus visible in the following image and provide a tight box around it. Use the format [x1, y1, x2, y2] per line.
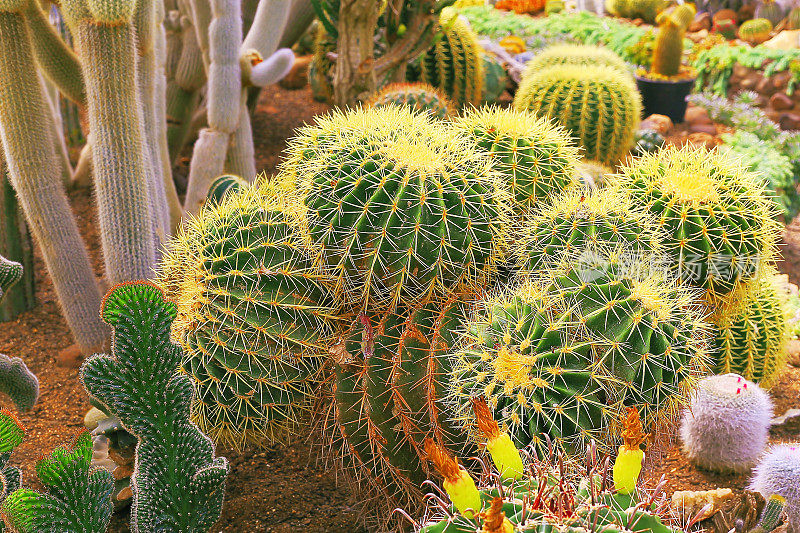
[451, 106, 580, 214]
[711, 268, 788, 389]
[513, 64, 641, 166]
[158, 182, 341, 448]
[609, 146, 781, 303]
[522, 44, 632, 79]
[286, 106, 510, 312]
[448, 247, 709, 454]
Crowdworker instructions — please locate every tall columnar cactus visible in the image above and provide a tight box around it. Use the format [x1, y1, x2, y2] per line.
[651, 3, 695, 78]
[680, 374, 773, 473]
[711, 269, 789, 388]
[522, 44, 632, 80]
[327, 299, 474, 520]
[516, 187, 663, 273]
[451, 106, 581, 214]
[448, 247, 709, 454]
[1, 428, 113, 533]
[61, 0, 162, 281]
[0, 354, 38, 413]
[749, 444, 800, 533]
[0, 1, 108, 353]
[0, 409, 23, 533]
[287, 106, 510, 312]
[513, 64, 642, 166]
[609, 146, 781, 302]
[368, 82, 455, 119]
[420, 10, 484, 108]
[80, 282, 229, 532]
[158, 182, 340, 448]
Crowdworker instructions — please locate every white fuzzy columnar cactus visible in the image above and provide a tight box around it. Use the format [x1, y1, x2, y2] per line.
[681, 374, 773, 473]
[750, 444, 800, 533]
[0, 1, 108, 353]
[62, 0, 160, 283]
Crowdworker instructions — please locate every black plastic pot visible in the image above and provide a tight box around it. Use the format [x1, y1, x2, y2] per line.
[635, 75, 696, 124]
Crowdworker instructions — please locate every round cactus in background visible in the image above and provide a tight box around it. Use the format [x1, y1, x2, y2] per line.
[452, 106, 580, 214]
[206, 174, 248, 205]
[513, 64, 642, 166]
[749, 443, 800, 533]
[522, 44, 632, 80]
[711, 268, 789, 388]
[680, 374, 773, 473]
[738, 18, 773, 45]
[367, 82, 454, 119]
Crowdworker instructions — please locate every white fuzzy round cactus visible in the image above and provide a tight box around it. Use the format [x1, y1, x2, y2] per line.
[750, 443, 800, 533]
[681, 373, 773, 473]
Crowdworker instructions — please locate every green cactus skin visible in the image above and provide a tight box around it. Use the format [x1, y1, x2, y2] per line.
[738, 18, 773, 45]
[420, 11, 484, 108]
[80, 282, 229, 532]
[754, 0, 785, 26]
[62, 0, 161, 283]
[514, 64, 642, 166]
[516, 187, 663, 273]
[0, 255, 22, 306]
[452, 106, 580, 214]
[288, 106, 510, 312]
[158, 183, 341, 448]
[368, 82, 455, 119]
[448, 248, 709, 454]
[206, 173, 248, 205]
[481, 54, 507, 105]
[0, 160, 34, 322]
[711, 268, 788, 389]
[0, 409, 23, 533]
[652, 4, 694, 78]
[522, 44, 632, 80]
[751, 495, 787, 533]
[1, 429, 113, 533]
[328, 300, 474, 520]
[609, 146, 781, 301]
[0, 353, 38, 413]
[0, 6, 108, 353]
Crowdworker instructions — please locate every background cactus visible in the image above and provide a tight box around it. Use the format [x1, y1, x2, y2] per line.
[606, 0, 669, 23]
[513, 64, 642, 166]
[0, 166, 34, 322]
[749, 444, 800, 533]
[368, 82, 455, 119]
[1, 429, 113, 533]
[609, 146, 781, 302]
[448, 248, 709, 454]
[159, 182, 340, 448]
[288, 106, 509, 312]
[451, 106, 580, 215]
[0, 353, 38, 413]
[754, 0, 785, 26]
[516, 187, 663, 273]
[206, 173, 248, 205]
[738, 18, 773, 45]
[711, 268, 789, 388]
[419, 10, 484, 108]
[80, 281, 229, 532]
[0, 409, 23, 533]
[651, 3, 695, 78]
[522, 44, 632, 79]
[0, 256, 21, 305]
[680, 374, 773, 473]
[633, 129, 666, 156]
[788, 6, 800, 30]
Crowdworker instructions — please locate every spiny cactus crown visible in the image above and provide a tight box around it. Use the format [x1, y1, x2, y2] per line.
[368, 82, 455, 120]
[522, 44, 632, 79]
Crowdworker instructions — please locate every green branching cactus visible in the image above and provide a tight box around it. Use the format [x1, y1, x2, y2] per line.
[287, 106, 510, 312]
[0, 409, 24, 533]
[514, 64, 642, 166]
[326, 299, 474, 521]
[1, 429, 113, 533]
[448, 247, 709, 454]
[711, 267, 789, 389]
[420, 10, 484, 108]
[368, 82, 455, 119]
[522, 44, 632, 80]
[0, 354, 38, 413]
[61, 0, 161, 282]
[652, 3, 695, 78]
[609, 146, 781, 303]
[452, 106, 580, 214]
[158, 182, 340, 448]
[516, 187, 663, 273]
[0, 3, 107, 353]
[0, 256, 21, 305]
[80, 282, 229, 532]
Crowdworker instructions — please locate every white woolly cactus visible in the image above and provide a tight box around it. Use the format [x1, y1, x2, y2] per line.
[750, 443, 800, 533]
[681, 373, 773, 473]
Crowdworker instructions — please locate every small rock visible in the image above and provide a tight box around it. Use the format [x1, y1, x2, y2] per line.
[740, 71, 762, 90]
[689, 123, 718, 135]
[640, 114, 674, 136]
[770, 92, 794, 111]
[279, 55, 311, 90]
[686, 132, 719, 150]
[756, 76, 777, 96]
[787, 339, 800, 367]
[690, 12, 712, 32]
[779, 112, 800, 130]
[685, 105, 712, 125]
[688, 29, 710, 42]
[773, 71, 792, 90]
[57, 343, 84, 368]
[84, 407, 106, 432]
[763, 29, 800, 50]
[631, 18, 644, 25]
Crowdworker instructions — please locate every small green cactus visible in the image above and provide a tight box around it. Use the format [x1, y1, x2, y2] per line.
[514, 64, 642, 166]
[738, 18, 773, 45]
[206, 173, 248, 205]
[452, 106, 580, 214]
[0, 256, 22, 305]
[651, 3, 695, 78]
[0, 354, 38, 413]
[368, 82, 455, 119]
[522, 44, 632, 80]
[633, 128, 666, 156]
[0, 409, 23, 533]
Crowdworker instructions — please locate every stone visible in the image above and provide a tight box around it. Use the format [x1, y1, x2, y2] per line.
[640, 114, 674, 136]
[773, 71, 792, 90]
[787, 339, 800, 367]
[279, 55, 311, 90]
[763, 29, 800, 50]
[740, 71, 762, 90]
[756, 76, 777, 96]
[688, 123, 718, 135]
[770, 92, 794, 111]
[686, 132, 719, 150]
[684, 105, 712, 125]
[688, 29, 710, 43]
[779, 112, 800, 130]
[690, 12, 712, 32]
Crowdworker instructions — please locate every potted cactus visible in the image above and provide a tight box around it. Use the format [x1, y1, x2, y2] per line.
[635, 3, 697, 122]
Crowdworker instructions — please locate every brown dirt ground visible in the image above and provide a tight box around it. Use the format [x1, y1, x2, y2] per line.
[0, 83, 797, 533]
